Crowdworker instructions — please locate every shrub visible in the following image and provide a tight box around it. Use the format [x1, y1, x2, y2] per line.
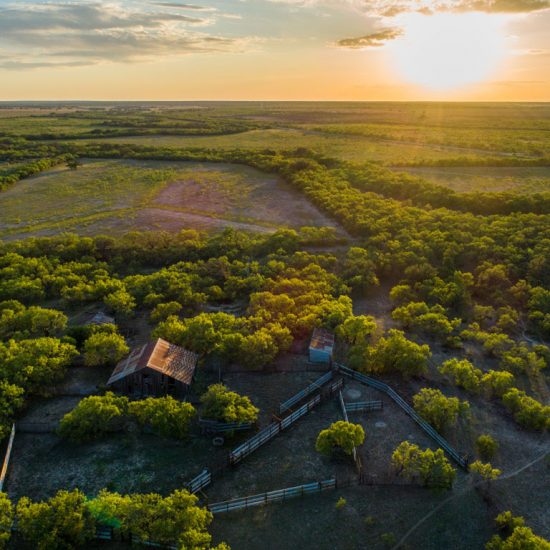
[476, 435, 499, 461]
[316, 421, 365, 456]
[200, 384, 259, 424]
[0, 493, 13, 549]
[439, 358, 482, 393]
[128, 396, 195, 439]
[469, 460, 502, 481]
[16, 490, 95, 550]
[391, 441, 456, 489]
[413, 388, 470, 432]
[83, 332, 129, 367]
[501, 388, 550, 430]
[335, 497, 347, 510]
[58, 392, 129, 442]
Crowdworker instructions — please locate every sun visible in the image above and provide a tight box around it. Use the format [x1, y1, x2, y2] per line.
[388, 12, 506, 90]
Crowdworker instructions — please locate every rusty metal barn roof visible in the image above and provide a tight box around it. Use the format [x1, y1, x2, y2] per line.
[309, 327, 335, 352]
[107, 338, 198, 386]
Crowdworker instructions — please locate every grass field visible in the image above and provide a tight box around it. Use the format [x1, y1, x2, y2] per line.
[393, 166, 550, 193]
[0, 159, 340, 239]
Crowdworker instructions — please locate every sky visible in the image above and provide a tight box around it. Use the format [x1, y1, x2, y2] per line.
[0, 0, 548, 101]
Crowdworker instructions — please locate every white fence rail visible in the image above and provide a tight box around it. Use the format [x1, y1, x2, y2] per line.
[279, 371, 334, 414]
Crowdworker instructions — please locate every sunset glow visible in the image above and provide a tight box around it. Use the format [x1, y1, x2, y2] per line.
[389, 13, 507, 90]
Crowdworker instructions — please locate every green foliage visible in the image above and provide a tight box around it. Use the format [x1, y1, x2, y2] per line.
[0, 337, 78, 395]
[391, 441, 456, 489]
[200, 384, 259, 424]
[128, 396, 195, 439]
[335, 497, 347, 510]
[58, 392, 129, 442]
[439, 358, 482, 393]
[501, 388, 550, 431]
[103, 288, 136, 317]
[469, 460, 502, 481]
[486, 512, 550, 550]
[413, 388, 469, 432]
[16, 490, 95, 550]
[315, 421, 365, 456]
[392, 301, 460, 338]
[0, 493, 13, 549]
[83, 332, 129, 367]
[88, 489, 215, 549]
[0, 302, 67, 340]
[476, 435, 499, 461]
[481, 370, 515, 399]
[150, 301, 183, 323]
[336, 315, 377, 345]
[0, 381, 24, 439]
[355, 329, 431, 378]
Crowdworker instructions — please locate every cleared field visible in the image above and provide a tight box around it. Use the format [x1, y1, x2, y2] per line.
[394, 166, 550, 194]
[77, 128, 492, 165]
[0, 158, 341, 239]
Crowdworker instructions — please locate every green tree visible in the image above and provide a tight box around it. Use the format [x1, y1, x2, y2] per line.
[150, 301, 183, 323]
[368, 329, 431, 378]
[336, 315, 377, 345]
[83, 332, 129, 367]
[128, 396, 196, 439]
[501, 388, 550, 430]
[200, 384, 259, 424]
[413, 388, 469, 432]
[16, 490, 95, 550]
[481, 370, 515, 398]
[469, 460, 502, 482]
[104, 289, 136, 317]
[59, 392, 129, 442]
[0, 493, 13, 549]
[476, 434, 499, 461]
[391, 441, 456, 489]
[439, 358, 482, 393]
[0, 381, 24, 439]
[315, 421, 365, 456]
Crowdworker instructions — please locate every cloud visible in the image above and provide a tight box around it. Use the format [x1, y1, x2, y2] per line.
[152, 2, 215, 10]
[0, 2, 254, 70]
[268, 0, 550, 14]
[336, 28, 403, 48]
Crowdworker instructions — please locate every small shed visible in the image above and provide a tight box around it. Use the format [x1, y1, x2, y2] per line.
[84, 311, 115, 326]
[308, 327, 335, 364]
[107, 338, 198, 397]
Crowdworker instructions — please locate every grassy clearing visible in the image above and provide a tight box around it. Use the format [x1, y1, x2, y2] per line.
[76, 128, 490, 165]
[0, 159, 339, 239]
[393, 166, 550, 194]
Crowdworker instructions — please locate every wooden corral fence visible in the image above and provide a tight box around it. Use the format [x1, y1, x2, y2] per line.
[0, 424, 15, 492]
[198, 418, 254, 435]
[335, 364, 467, 469]
[345, 400, 383, 413]
[229, 378, 343, 466]
[337, 391, 362, 473]
[186, 469, 212, 494]
[279, 370, 334, 414]
[95, 526, 177, 549]
[208, 479, 337, 514]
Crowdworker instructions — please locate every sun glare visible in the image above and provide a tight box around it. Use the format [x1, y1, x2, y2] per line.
[388, 12, 506, 90]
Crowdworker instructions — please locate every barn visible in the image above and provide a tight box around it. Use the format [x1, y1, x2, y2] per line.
[107, 338, 198, 398]
[308, 327, 335, 364]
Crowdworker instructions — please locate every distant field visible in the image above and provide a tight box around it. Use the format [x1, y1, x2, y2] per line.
[77, 129, 491, 164]
[393, 166, 550, 193]
[0, 159, 340, 239]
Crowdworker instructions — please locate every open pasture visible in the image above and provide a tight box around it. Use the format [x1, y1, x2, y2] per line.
[393, 165, 550, 194]
[0, 158, 340, 239]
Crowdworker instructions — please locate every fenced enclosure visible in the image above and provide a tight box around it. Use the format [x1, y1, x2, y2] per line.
[335, 364, 467, 469]
[208, 479, 336, 514]
[185, 469, 212, 494]
[229, 378, 343, 466]
[345, 401, 383, 413]
[198, 418, 254, 434]
[279, 370, 334, 414]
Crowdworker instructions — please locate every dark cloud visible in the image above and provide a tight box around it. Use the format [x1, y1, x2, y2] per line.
[336, 28, 403, 48]
[0, 2, 252, 69]
[153, 2, 214, 9]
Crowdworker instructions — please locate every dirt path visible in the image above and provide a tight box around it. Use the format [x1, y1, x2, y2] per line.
[391, 448, 550, 549]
